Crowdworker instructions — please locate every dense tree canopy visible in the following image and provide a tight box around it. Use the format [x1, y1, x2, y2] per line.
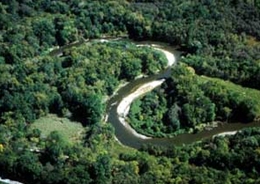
[1, 0, 260, 183]
[129, 64, 260, 137]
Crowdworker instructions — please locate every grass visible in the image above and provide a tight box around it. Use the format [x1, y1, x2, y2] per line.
[31, 114, 85, 143]
[246, 36, 260, 47]
[200, 75, 260, 116]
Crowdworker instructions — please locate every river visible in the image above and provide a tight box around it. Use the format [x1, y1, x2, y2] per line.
[1, 38, 260, 183]
[105, 40, 260, 149]
[7, 38, 260, 149]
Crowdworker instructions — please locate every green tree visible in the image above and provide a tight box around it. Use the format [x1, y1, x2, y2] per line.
[94, 155, 112, 184]
[32, 17, 56, 48]
[166, 103, 181, 131]
[120, 58, 142, 80]
[17, 151, 43, 182]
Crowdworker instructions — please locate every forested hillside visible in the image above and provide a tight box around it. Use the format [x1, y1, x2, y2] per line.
[1, 0, 260, 183]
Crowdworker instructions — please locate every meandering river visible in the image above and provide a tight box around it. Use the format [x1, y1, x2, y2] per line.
[105, 40, 260, 149]
[2, 38, 260, 184]
[10, 38, 260, 150]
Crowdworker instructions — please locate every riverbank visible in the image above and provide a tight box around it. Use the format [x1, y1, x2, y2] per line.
[154, 48, 176, 67]
[213, 131, 238, 138]
[115, 45, 176, 140]
[112, 42, 254, 144]
[0, 177, 23, 184]
[117, 79, 165, 139]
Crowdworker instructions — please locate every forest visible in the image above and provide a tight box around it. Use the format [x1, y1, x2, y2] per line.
[129, 63, 260, 137]
[1, 0, 260, 183]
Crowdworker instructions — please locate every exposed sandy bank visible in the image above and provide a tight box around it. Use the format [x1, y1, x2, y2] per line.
[213, 131, 238, 138]
[0, 177, 23, 184]
[154, 48, 176, 67]
[115, 46, 176, 140]
[117, 80, 165, 139]
[117, 79, 165, 117]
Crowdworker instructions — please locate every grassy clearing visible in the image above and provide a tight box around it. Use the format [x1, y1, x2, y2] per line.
[109, 139, 137, 158]
[31, 114, 85, 143]
[246, 36, 260, 47]
[200, 75, 260, 116]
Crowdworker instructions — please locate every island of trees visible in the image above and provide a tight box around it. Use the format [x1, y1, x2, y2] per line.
[1, 0, 260, 183]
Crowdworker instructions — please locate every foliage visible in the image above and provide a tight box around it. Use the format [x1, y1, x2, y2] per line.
[129, 64, 260, 137]
[1, 0, 260, 183]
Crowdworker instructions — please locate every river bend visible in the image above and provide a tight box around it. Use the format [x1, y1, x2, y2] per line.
[105, 40, 260, 149]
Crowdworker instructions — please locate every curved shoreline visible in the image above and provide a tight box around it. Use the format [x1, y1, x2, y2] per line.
[110, 41, 249, 145]
[117, 80, 165, 139]
[0, 177, 23, 184]
[115, 46, 176, 140]
[48, 38, 257, 146]
[154, 48, 176, 67]
[213, 131, 238, 138]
